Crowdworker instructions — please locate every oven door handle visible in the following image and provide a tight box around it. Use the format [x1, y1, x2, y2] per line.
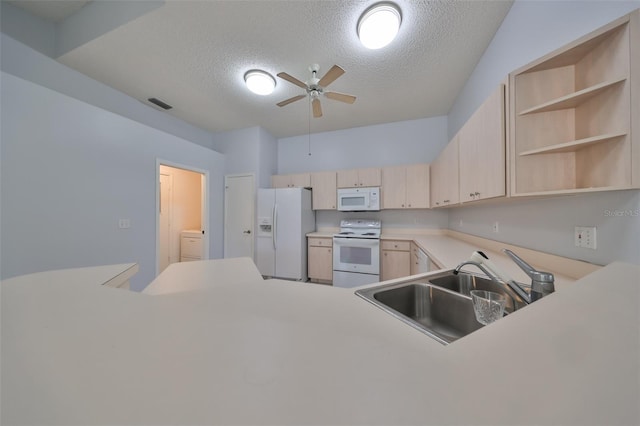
[332, 237, 380, 247]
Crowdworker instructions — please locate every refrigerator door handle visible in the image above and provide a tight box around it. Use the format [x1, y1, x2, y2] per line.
[272, 203, 277, 250]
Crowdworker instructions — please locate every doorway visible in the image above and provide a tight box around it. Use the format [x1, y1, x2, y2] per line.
[224, 174, 255, 259]
[156, 161, 209, 275]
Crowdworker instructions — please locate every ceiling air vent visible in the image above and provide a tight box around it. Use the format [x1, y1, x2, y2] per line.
[147, 97, 173, 110]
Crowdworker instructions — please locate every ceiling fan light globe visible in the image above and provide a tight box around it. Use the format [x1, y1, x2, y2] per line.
[244, 70, 276, 95]
[358, 3, 401, 50]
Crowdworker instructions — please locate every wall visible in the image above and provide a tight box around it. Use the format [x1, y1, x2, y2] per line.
[0, 1, 55, 57]
[213, 127, 260, 176]
[0, 72, 225, 290]
[316, 209, 448, 232]
[212, 126, 277, 189]
[257, 127, 278, 189]
[0, 31, 215, 151]
[448, 0, 640, 137]
[448, 191, 640, 265]
[278, 116, 448, 173]
[446, 0, 640, 265]
[159, 165, 202, 264]
[276, 116, 449, 229]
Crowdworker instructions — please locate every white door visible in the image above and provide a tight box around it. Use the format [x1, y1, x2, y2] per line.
[224, 174, 255, 259]
[159, 173, 172, 273]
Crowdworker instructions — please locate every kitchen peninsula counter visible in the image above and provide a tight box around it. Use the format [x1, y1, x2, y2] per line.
[2, 258, 637, 425]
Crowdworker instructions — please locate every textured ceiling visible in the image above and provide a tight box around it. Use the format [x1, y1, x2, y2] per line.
[16, 0, 514, 138]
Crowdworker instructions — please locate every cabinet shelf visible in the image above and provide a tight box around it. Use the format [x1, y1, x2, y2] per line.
[512, 186, 635, 198]
[510, 10, 637, 196]
[518, 77, 626, 116]
[518, 132, 627, 156]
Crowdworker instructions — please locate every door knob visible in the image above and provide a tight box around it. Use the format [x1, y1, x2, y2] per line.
[243, 230, 252, 234]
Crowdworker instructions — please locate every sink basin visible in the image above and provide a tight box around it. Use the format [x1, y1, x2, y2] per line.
[428, 273, 527, 313]
[356, 282, 483, 344]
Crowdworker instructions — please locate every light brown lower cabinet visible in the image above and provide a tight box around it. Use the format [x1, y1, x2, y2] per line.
[307, 237, 333, 283]
[380, 240, 411, 281]
[410, 242, 432, 275]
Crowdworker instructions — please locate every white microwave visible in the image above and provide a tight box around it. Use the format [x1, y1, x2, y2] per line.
[337, 187, 380, 211]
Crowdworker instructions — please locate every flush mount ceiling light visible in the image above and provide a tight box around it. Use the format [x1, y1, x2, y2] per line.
[244, 70, 276, 95]
[357, 2, 402, 50]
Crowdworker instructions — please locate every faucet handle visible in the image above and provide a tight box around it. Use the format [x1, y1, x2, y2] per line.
[504, 249, 535, 275]
[503, 249, 554, 298]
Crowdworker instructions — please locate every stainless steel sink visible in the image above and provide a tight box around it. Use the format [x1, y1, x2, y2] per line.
[355, 271, 523, 345]
[428, 273, 527, 313]
[356, 282, 483, 345]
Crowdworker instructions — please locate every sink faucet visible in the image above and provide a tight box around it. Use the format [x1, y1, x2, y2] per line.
[453, 249, 555, 304]
[453, 261, 499, 282]
[502, 249, 554, 303]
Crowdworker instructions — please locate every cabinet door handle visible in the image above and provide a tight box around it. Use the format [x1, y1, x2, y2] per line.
[474, 192, 480, 196]
[243, 230, 252, 234]
[444, 199, 450, 203]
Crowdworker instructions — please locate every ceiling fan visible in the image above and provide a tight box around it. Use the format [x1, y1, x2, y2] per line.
[276, 64, 356, 118]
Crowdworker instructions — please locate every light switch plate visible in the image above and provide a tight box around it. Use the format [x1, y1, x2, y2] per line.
[119, 219, 131, 229]
[574, 226, 597, 249]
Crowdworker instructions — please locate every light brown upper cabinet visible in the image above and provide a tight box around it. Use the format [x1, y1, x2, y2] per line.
[509, 10, 639, 196]
[337, 167, 381, 188]
[310, 171, 337, 210]
[382, 164, 430, 209]
[458, 83, 507, 203]
[430, 137, 460, 208]
[271, 173, 311, 188]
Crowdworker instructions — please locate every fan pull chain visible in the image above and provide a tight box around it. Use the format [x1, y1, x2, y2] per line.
[308, 97, 312, 156]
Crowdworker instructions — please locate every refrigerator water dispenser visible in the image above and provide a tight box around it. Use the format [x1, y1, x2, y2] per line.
[258, 217, 272, 236]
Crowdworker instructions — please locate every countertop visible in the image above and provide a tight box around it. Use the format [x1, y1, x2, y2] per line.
[142, 257, 263, 295]
[2, 257, 638, 425]
[308, 229, 583, 287]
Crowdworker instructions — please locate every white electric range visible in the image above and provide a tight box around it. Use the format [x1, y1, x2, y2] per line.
[332, 219, 381, 288]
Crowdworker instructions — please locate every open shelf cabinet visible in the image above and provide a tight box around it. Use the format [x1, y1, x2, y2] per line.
[509, 10, 639, 196]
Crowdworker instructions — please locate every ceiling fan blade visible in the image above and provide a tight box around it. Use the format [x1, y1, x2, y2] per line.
[318, 65, 345, 88]
[325, 92, 357, 104]
[277, 72, 307, 89]
[277, 94, 306, 107]
[312, 98, 323, 118]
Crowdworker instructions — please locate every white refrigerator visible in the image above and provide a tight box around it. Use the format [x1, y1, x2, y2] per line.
[256, 188, 315, 281]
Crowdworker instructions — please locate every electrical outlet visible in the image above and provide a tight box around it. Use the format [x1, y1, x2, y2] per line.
[574, 226, 597, 249]
[492, 221, 499, 233]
